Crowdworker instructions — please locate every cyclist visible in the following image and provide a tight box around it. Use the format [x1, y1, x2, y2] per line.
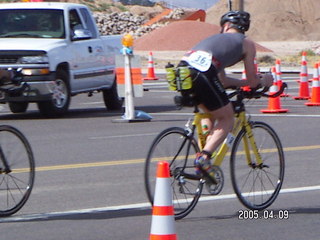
[180, 10, 273, 182]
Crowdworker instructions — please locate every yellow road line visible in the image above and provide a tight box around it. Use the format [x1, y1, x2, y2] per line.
[36, 158, 145, 172]
[33, 144, 320, 172]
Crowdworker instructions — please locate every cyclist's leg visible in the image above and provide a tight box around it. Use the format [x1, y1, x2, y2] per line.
[199, 102, 234, 154]
[192, 66, 233, 156]
[194, 103, 233, 186]
[192, 69, 234, 183]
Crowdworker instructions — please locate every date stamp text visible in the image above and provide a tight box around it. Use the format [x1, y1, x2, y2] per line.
[238, 210, 289, 220]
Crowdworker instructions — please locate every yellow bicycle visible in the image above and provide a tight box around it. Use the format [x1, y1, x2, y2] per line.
[144, 85, 286, 220]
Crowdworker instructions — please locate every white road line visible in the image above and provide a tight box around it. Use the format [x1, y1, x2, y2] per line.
[81, 101, 104, 105]
[250, 114, 320, 118]
[199, 185, 320, 203]
[89, 133, 158, 139]
[1, 185, 320, 223]
[149, 112, 320, 118]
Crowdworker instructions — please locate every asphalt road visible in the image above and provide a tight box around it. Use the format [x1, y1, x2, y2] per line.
[1, 73, 320, 240]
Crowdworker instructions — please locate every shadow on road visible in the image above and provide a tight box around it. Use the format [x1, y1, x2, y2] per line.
[0, 207, 152, 223]
[2, 205, 320, 223]
[0, 104, 180, 120]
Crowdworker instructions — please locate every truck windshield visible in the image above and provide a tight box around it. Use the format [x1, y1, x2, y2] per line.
[0, 9, 65, 39]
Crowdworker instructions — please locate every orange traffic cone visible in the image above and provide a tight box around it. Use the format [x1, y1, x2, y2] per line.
[302, 51, 307, 61]
[241, 58, 260, 92]
[305, 63, 320, 106]
[241, 70, 250, 91]
[254, 57, 259, 74]
[275, 59, 289, 97]
[144, 52, 158, 80]
[260, 67, 288, 113]
[293, 52, 310, 100]
[149, 161, 177, 240]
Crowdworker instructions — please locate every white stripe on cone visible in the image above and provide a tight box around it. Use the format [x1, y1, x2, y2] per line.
[153, 178, 173, 206]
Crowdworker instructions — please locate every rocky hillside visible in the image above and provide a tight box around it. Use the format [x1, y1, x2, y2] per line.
[206, 0, 320, 41]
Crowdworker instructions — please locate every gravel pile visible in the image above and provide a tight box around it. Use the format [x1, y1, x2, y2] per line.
[94, 8, 185, 37]
[134, 20, 221, 51]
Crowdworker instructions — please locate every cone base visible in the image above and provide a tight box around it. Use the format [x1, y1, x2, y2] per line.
[293, 96, 309, 100]
[150, 234, 177, 240]
[143, 77, 159, 80]
[297, 79, 312, 83]
[305, 102, 320, 106]
[260, 109, 288, 113]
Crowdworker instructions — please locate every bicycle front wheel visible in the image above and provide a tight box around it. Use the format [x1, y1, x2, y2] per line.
[230, 121, 284, 210]
[144, 127, 202, 220]
[0, 125, 35, 217]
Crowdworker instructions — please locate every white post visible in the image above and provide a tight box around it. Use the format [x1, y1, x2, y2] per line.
[123, 52, 135, 120]
[112, 33, 152, 123]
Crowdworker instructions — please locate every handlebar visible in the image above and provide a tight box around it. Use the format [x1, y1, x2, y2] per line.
[228, 82, 288, 100]
[174, 82, 288, 111]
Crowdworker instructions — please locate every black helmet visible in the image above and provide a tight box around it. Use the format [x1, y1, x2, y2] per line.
[220, 11, 251, 32]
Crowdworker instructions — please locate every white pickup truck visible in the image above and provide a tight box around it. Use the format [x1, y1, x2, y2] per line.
[0, 2, 123, 117]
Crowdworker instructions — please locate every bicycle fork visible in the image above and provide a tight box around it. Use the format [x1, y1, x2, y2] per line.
[242, 120, 266, 169]
[0, 147, 11, 174]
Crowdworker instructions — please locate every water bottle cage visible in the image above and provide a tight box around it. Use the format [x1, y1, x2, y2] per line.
[165, 65, 193, 92]
[176, 74, 192, 91]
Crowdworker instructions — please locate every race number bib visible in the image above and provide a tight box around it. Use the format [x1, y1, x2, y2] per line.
[186, 51, 212, 72]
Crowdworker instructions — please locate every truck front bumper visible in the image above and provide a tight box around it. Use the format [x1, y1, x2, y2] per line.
[0, 73, 56, 103]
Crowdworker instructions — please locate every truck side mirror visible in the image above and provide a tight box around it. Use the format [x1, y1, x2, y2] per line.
[71, 29, 93, 41]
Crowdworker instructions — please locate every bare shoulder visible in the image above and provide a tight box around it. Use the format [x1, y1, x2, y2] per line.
[243, 37, 256, 56]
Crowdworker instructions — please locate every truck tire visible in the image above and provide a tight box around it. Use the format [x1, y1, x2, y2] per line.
[8, 102, 29, 113]
[102, 79, 123, 110]
[37, 70, 70, 117]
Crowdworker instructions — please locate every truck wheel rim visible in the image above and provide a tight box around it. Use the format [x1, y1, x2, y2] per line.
[53, 79, 67, 108]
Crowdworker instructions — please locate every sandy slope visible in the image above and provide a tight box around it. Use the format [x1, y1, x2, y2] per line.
[206, 0, 320, 42]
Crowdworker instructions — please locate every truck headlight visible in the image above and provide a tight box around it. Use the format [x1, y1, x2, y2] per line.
[21, 68, 50, 75]
[19, 56, 49, 64]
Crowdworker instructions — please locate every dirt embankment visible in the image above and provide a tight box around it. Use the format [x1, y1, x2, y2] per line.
[206, 0, 320, 42]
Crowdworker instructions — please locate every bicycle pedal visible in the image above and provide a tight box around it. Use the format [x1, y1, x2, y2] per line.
[199, 168, 218, 185]
[203, 165, 224, 195]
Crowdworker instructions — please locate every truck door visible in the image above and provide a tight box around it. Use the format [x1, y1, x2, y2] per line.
[68, 8, 110, 92]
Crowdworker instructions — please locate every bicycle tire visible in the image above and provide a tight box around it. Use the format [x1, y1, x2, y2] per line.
[144, 127, 202, 220]
[0, 125, 35, 217]
[230, 121, 284, 210]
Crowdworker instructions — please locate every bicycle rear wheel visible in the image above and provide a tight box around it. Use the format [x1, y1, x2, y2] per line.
[230, 121, 284, 210]
[144, 127, 202, 220]
[0, 125, 35, 216]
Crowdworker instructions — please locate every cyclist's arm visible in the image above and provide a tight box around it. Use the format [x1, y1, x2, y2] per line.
[242, 38, 261, 88]
[243, 38, 273, 87]
[218, 70, 248, 88]
[219, 38, 273, 88]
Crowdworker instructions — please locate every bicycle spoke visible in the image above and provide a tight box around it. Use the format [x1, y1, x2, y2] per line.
[145, 127, 202, 220]
[0, 125, 35, 216]
[231, 122, 284, 210]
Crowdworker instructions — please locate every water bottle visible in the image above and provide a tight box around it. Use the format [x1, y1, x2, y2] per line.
[165, 62, 176, 91]
[177, 62, 192, 90]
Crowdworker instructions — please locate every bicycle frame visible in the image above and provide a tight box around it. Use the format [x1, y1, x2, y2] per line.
[192, 109, 263, 168]
[145, 86, 286, 219]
